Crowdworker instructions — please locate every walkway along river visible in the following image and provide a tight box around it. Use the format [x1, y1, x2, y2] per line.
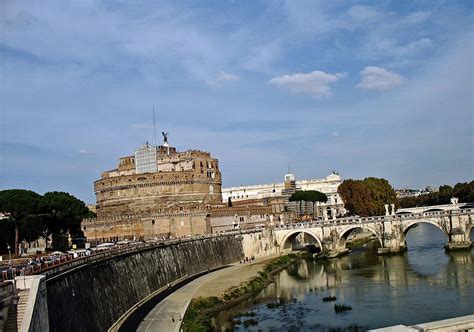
[214, 223, 474, 331]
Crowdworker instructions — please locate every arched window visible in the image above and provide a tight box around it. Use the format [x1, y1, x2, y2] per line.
[209, 185, 214, 194]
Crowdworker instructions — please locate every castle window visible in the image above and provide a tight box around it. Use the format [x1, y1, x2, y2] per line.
[209, 185, 214, 194]
[152, 219, 155, 225]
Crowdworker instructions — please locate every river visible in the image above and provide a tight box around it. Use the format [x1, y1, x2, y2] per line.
[216, 224, 474, 331]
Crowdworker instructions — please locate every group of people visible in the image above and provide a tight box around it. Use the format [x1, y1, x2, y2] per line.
[240, 255, 256, 264]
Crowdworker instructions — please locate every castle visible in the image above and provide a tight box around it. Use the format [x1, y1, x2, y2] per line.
[95, 142, 222, 218]
[83, 135, 344, 242]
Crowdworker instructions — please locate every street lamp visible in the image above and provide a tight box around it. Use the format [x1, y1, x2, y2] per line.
[7, 244, 12, 279]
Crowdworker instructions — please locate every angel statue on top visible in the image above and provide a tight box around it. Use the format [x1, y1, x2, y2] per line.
[162, 132, 169, 144]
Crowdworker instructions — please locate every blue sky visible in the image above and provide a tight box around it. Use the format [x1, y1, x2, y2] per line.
[0, 0, 473, 203]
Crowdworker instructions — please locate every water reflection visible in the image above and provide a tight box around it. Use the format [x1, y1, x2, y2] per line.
[217, 224, 474, 331]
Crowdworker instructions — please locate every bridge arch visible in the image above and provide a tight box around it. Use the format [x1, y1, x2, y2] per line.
[338, 225, 383, 248]
[402, 219, 448, 237]
[280, 230, 323, 252]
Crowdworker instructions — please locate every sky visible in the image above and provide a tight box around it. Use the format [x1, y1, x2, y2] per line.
[0, 0, 473, 204]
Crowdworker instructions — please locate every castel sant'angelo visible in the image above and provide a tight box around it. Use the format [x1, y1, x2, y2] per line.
[83, 134, 345, 242]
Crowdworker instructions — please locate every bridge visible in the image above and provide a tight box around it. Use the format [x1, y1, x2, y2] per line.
[396, 199, 474, 214]
[273, 203, 473, 256]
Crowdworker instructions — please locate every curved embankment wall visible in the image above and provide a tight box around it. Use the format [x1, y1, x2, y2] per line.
[46, 235, 245, 332]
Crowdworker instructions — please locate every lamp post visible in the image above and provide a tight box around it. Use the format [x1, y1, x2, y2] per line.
[7, 244, 12, 279]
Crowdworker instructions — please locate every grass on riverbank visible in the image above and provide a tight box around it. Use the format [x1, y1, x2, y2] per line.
[182, 254, 298, 331]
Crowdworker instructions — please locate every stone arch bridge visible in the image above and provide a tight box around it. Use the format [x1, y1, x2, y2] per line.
[273, 206, 473, 256]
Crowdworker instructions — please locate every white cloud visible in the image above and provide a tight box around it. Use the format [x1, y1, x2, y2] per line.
[78, 149, 88, 154]
[206, 70, 239, 85]
[216, 71, 239, 82]
[357, 66, 405, 91]
[269, 70, 346, 98]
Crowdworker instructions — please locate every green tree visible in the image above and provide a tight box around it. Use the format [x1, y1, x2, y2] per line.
[453, 181, 474, 203]
[51, 233, 69, 252]
[20, 214, 48, 243]
[338, 180, 375, 217]
[40, 191, 89, 240]
[398, 181, 474, 208]
[289, 191, 305, 216]
[0, 218, 15, 254]
[361, 177, 398, 215]
[0, 189, 41, 256]
[289, 190, 328, 217]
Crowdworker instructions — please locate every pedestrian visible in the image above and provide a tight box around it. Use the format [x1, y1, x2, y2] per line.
[171, 316, 175, 323]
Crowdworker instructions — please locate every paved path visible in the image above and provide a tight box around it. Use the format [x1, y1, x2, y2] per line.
[137, 255, 277, 332]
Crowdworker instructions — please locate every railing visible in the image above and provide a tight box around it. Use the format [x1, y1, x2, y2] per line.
[23, 229, 261, 280]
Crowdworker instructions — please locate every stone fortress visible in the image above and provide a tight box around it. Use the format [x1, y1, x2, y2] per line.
[95, 142, 222, 218]
[83, 134, 345, 241]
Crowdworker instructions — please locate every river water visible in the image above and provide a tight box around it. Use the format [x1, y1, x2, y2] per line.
[216, 224, 474, 331]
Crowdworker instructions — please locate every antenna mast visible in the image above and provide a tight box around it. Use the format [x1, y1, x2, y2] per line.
[153, 106, 157, 147]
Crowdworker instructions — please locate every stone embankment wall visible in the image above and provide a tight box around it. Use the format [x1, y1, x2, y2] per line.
[46, 235, 245, 332]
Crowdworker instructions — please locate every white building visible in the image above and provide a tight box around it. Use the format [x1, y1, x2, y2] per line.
[222, 173, 345, 216]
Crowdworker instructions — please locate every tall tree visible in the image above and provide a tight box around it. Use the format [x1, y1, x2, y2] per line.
[289, 191, 305, 216]
[289, 190, 328, 217]
[0, 189, 41, 256]
[338, 180, 376, 217]
[40, 191, 89, 238]
[361, 177, 398, 215]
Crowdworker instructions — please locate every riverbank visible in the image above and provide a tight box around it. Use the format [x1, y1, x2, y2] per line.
[137, 255, 277, 332]
[182, 254, 299, 331]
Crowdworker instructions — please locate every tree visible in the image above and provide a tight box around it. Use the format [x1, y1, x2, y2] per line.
[20, 214, 47, 243]
[361, 177, 398, 215]
[0, 189, 41, 256]
[289, 191, 305, 216]
[338, 180, 375, 217]
[453, 181, 474, 203]
[0, 218, 15, 254]
[289, 190, 328, 217]
[398, 181, 474, 208]
[40, 191, 89, 240]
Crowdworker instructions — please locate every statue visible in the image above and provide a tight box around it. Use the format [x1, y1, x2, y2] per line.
[162, 132, 169, 144]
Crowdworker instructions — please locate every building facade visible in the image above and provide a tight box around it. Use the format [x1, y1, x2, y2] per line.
[222, 172, 345, 217]
[94, 142, 222, 218]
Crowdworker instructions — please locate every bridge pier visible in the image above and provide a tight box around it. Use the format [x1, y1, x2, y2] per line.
[445, 210, 472, 251]
[445, 241, 472, 250]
